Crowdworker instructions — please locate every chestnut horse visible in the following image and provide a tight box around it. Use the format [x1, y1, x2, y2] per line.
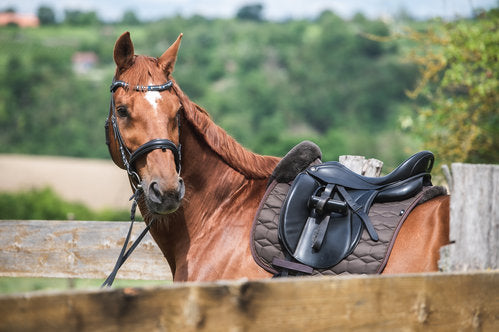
[106, 32, 449, 282]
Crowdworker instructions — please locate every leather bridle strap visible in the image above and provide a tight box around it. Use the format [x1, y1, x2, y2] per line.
[110, 80, 173, 93]
[129, 138, 180, 173]
[101, 191, 154, 288]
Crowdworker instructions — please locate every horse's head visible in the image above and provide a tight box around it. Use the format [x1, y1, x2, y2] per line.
[106, 32, 185, 215]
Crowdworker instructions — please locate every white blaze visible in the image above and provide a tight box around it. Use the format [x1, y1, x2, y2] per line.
[145, 91, 162, 113]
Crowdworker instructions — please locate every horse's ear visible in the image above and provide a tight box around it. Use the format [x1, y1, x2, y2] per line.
[114, 31, 135, 72]
[158, 33, 183, 75]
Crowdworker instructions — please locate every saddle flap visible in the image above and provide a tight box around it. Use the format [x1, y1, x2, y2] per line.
[279, 172, 377, 269]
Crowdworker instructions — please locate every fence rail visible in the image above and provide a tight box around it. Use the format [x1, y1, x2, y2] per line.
[0, 220, 171, 280]
[0, 271, 497, 331]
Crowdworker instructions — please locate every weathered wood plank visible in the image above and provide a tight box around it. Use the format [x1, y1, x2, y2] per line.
[339, 155, 383, 177]
[0, 271, 496, 331]
[0, 220, 172, 280]
[439, 163, 499, 271]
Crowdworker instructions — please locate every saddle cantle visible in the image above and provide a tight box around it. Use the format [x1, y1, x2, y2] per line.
[279, 151, 434, 269]
[250, 143, 446, 276]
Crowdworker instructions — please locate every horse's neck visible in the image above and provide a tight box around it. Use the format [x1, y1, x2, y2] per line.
[148, 113, 276, 280]
[179, 118, 252, 229]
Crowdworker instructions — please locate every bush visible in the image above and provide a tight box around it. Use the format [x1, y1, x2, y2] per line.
[0, 187, 132, 221]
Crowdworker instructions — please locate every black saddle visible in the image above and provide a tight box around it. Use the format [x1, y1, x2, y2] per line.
[278, 151, 434, 269]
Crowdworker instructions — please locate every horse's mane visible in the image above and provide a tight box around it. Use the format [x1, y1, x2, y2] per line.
[172, 80, 280, 180]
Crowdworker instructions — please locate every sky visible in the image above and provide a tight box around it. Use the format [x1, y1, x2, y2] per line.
[2, 0, 498, 22]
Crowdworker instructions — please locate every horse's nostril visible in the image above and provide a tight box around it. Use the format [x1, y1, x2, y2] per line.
[149, 181, 163, 204]
[146, 179, 183, 214]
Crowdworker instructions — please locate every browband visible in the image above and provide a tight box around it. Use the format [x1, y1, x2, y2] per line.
[110, 80, 173, 93]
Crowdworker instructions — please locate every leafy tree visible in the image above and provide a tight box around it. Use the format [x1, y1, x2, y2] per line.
[122, 10, 141, 26]
[405, 9, 499, 164]
[236, 3, 264, 21]
[37, 6, 56, 25]
[64, 10, 100, 26]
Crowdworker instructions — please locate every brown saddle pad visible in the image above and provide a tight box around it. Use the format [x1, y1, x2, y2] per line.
[250, 180, 446, 276]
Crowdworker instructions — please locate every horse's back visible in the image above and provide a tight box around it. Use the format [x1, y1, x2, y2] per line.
[383, 195, 450, 273]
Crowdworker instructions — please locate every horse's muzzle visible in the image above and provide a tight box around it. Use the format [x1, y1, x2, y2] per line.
[144, 178, 185, 214]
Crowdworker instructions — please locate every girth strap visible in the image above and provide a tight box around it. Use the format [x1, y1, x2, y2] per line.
[310, 184, 335, 251]
[336, 186, 379, 241]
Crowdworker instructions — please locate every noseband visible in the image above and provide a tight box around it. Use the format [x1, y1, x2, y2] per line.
[107, 79, 181, 190]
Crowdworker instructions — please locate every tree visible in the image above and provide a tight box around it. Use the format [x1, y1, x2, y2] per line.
[122, 10, 140, 25]
[37, 6, 56, 25]
[405, 9, 499, 165]
[64, 10, 100, 26]
[236, 3, 264, 21]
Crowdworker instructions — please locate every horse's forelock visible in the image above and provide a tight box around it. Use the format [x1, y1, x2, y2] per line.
[116, 56, 166, 85]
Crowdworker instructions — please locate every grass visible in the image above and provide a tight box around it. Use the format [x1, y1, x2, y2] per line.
[0, 277, 170, 295]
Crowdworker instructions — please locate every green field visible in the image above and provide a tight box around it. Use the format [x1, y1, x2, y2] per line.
[0, 277, 168, 294]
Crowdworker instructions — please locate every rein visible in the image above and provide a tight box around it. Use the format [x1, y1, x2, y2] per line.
[102, 78, 181, 287]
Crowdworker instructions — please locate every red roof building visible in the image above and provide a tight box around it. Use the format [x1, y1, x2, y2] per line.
[0, 12, 40, 27]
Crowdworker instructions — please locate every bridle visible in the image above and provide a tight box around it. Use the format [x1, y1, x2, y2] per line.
[106, 79, 181, 191]
[102, 78, 182, 287]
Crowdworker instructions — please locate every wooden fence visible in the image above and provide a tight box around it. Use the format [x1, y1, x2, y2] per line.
[0, 220, 170, 280]
[439, 163, 498, 271]
[0, 161, 497, 331]
[0, 271, 497, 331]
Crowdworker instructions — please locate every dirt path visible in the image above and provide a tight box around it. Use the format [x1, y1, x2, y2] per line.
[0, 154, 131, 210]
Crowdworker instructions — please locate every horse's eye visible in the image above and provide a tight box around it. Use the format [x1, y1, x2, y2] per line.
[116, 106, 129, 118]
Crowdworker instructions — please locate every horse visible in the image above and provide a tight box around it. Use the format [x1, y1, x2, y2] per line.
[105, 31, 450, 282]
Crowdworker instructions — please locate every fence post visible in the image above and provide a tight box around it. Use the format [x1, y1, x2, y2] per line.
[339, 155, 383, 177]
[439, 163, 499, 271]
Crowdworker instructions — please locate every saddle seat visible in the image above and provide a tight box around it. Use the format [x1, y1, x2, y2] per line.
[278, 148, 435, 270]
[307, 151, 434, 201]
